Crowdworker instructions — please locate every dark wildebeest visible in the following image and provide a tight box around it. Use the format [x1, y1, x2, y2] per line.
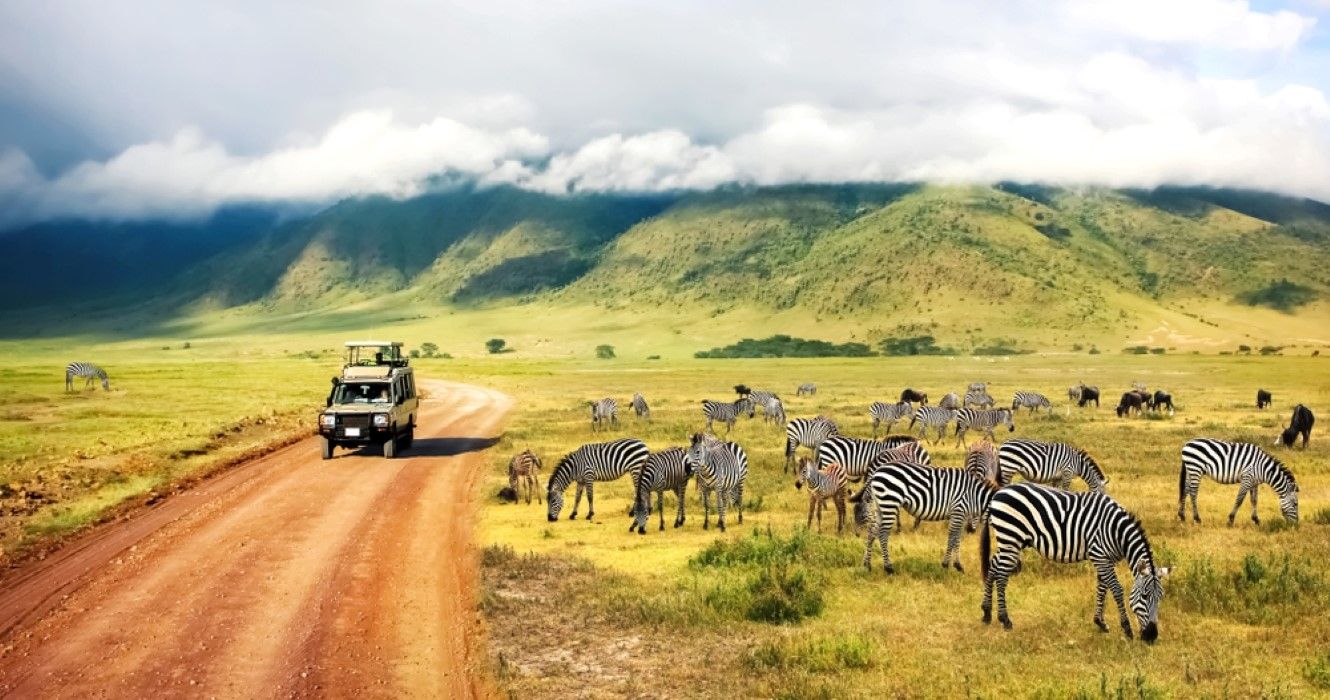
[1149, 391, 1174, 414]
[900, 388, 929, 405]
[1277, 404, 1314, 449]
[1256, 389, 1272, 409]
[1116, 391, 1146, 417]
[734, 384, 751, 397]
[1077, 386, 1101, 408]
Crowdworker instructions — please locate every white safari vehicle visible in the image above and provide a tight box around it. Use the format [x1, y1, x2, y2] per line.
[318, 341, 419, 459]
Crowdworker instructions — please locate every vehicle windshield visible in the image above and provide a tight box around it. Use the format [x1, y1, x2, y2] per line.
[333, 382, 393, 405]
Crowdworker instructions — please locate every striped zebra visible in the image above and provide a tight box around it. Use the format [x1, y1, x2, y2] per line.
[631, 393, 651, 420]
[701, 397, 754, 433]
[909, 406, 955, 444]
[685, 432, 748, 532]
[797, 383, 817, 396]
[65, 362, 109, 391]
[997, 439, 1108, 493]
[953, 408, 1015, 447]
[938, 392, 962, 410]
[817, 434, 926, 480]
[968, 382, 988, 393]
[795, 458, 848, 533]
[1011, 391, 1052, 415]
[589, 398, 618, 432]
[964, 389, 996, 409]
[981, 482, 1169, 642]
[507, 449, 543, 504]
[783, 416, 840, 472]
[1178, 438, 1299, 525]
[754, 394, 785, 425]
[869, 401, 913, 437]
[546, 438, 649, 522]
[630, 447, 692, 534]
[859, 459, 998, 573]
[1067, 384, 1083, 403]
[741, 388, 779, 416]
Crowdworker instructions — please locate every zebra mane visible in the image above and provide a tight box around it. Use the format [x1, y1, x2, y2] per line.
[547, 454, 577, 491]
[1121, 509, 1157, 575]
[1076, 448, 1106, 478]
[1266, 453, 1298, 488]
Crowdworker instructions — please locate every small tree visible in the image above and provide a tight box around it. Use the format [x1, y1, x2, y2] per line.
[420, 342, 439, 358]
[486, 338, 508, 354]
[595, 344, 616, 359]
[409, 349, 421, 358]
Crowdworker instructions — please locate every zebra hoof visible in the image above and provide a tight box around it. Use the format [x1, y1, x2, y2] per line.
[981, 607, 991, 624]
[1193, 516, 1201, 524]
[953, 562, 964, 573]
[1122, 624, 1134, 640]
[637, 527, 646, 536]
[999, 616, 1012, 630]
[569, 513, 578, 520]
[1251, 516, 1260, 525]
[703, 522, 709, 531]
[884, 564, 895, 575]
[1094, 618, 1108, 632]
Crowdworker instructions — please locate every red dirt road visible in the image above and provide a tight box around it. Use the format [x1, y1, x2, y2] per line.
[0, 380, 511, 698]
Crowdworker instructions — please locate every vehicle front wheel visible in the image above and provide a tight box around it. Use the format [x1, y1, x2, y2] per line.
[321, 437, 333, 460]
[401, 424, 414, 449]
[383, 435, 397, 459]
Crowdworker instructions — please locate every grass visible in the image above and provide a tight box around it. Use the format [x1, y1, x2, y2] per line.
[468, 353, 1330, 698]
[1, 338, 1328, 696]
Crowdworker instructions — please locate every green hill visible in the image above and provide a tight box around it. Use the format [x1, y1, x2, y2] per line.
[3, 183, 1328, 353]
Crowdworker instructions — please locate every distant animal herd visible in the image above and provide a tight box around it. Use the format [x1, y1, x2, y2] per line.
[503, 380, 1317, 644]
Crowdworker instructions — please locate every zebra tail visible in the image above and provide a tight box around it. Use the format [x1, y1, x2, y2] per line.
[979, 520, 992, 580]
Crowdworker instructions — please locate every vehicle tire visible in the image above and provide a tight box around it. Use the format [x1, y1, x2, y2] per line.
[383, 435, 397, 459]
[402, 424, 414, 449]
[321, 437, 333, 460]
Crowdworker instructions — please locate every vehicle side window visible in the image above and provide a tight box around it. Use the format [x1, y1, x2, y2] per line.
[406, 375, 415, 399]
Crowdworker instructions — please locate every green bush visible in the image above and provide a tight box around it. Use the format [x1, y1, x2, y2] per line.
[420, 342, 439, 357]
[1149, 347, 1166, 355]
[1172, 554, 1329, 624]
[1305, 651, 1330, 690]
[1124, 345, 1150, 355]
[695, 334, 875, 359]
[1259, 345, 1284, 356]
[744, 634, 876, 671]
[485, 338, 508, 354]
[972, 337, 1030, 355]
[1311, 508, 1330, 525]
[880, 335, 955, 356]
[1239, 279, 1317, 312]
[742, 561, 825, 624]
[595, 344, 616, 359]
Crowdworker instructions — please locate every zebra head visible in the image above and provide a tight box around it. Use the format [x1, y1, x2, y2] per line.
[1274, 464, 1299, 523]
[794, 458, 814, 490]
[630, 490, 651, 534]
[999, 408, 1015, 432]
[1129, 561, 1170, 644]
[546, 456, 573, 522]
[685, 433, 711, 473]
[736, 396, 755, 418]
[1078, 450, 1109, 492]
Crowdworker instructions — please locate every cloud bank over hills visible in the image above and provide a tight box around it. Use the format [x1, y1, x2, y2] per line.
[2, 0, 1329, 227]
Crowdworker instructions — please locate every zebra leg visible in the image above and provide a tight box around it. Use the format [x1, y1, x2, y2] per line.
[994, 554, 1017, 629]
[807, 494, 816, 530]
[674, 485, 686, 528]
[1189, 484, 1200, 523]
[1105, 568, 1132, 638]
[954, 426, 966, 449]
[570, 483, 585, 519]
[943, 512, 965, 572]
[1228, 485, 1249, 527]
[701, 488, 712, 530]
[734, 483, 744, 525]
[716, 490, 728, 532]
[835, 493, 846, 535]
[1092, 563, 1111, 632]
[585, 482, 595, 520]
[657, 490, 666, 531]
[1248, 483, 1260, 525]
[872, 419, 879, 438]
[862, 519, 878, 571]
[879, 505, 898, 574]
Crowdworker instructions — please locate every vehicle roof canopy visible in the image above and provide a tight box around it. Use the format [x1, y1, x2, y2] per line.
[345, 341, 403, 348]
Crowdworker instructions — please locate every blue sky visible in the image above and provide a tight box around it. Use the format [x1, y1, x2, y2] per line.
[2, 0, 1329, 226]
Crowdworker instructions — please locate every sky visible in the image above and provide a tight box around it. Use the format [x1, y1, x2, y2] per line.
[2, 0, 1330, 227]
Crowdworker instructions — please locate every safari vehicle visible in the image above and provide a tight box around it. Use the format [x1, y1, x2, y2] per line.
[318, 341, 419, 459]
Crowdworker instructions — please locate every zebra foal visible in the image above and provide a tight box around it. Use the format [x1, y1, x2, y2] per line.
[507, 449, 542, 504]
[795, 458, 848, 534]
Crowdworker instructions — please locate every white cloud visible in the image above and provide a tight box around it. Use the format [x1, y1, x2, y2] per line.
[1, 0, 1329, 226]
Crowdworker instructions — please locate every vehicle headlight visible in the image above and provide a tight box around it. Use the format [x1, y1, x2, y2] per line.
[320, 414, 335, 428]
[373, 414, 390, 427]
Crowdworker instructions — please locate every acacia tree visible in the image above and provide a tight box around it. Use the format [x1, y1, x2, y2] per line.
[486, 338, 507, 354]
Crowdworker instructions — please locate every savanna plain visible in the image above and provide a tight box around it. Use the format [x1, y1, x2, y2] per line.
[1, 346, 1328, 699]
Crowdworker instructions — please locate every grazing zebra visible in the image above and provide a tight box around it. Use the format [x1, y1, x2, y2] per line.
[631, 393, 651, 420]
[546, 438, 649, 522]
[795, 458, 848, 533]
[859, 459, 998, 573]
[817, 434, 925, 480]
[65, 362, 109, 391]
[908, 406, 955, 444]
[869, 401, 913, 437]
[1178, 438, 1299, 525]
[701, 397, 754, 433]
[981, 482, 1169, 641]
[759, 395, 786, 425]
[507, 449, 543, 505]
[997, 439, 1108, 493]
[964, 389, 996, 409]
[630, 447, 692, 534]
[685, 432, 748, 532]
[1067, 384, 1083, 403]
[1011, 391, 1052, 415]
[739, 387, 779, 414]
[797, 383, 817, 396]
[938, 392, 962, 410]
[589, 398, 618, 432]
[783, 416, 840, 471]
[953, 408, 1015, 447]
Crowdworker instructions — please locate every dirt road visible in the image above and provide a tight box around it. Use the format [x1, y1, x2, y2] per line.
[0, 380, 511, 698]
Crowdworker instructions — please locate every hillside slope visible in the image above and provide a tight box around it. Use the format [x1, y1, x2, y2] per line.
[2, 183, 1327, 350]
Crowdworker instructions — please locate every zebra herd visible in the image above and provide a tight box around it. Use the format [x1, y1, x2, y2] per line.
[518, 378, 1315, 643]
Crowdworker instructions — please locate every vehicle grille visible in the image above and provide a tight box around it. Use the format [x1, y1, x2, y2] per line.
[336, 414, 371, 438]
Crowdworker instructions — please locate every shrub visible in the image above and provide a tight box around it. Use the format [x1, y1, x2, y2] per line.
[420, 342, 439, 357]
[1088, 346, 1101, 355]
[1123, 345, 1150, 355]
[646, 354, 661, 360]
[409, 349, 420, 358]
[880, 335, 955, 356]
[485, 338, 508, 354]
[1259, 346, 1284, 356]
[1149, 347, 1166, 355]
[1239, 279, 1317, 312]
[1305, 651, 1330, 690]
[182, 342, 191, 349]
[595, 344, 616, 359]
[695, 334, 875, 359]
[744, 634, 876, 672]
[1311, 508, 1330, 525]
[743, 561, 824, 624]
[1172, 554, 1329, 624]
[972, 338, 1030, 355]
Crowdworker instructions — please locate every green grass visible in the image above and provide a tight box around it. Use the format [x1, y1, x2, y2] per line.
[468, 353, 1330, 698]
